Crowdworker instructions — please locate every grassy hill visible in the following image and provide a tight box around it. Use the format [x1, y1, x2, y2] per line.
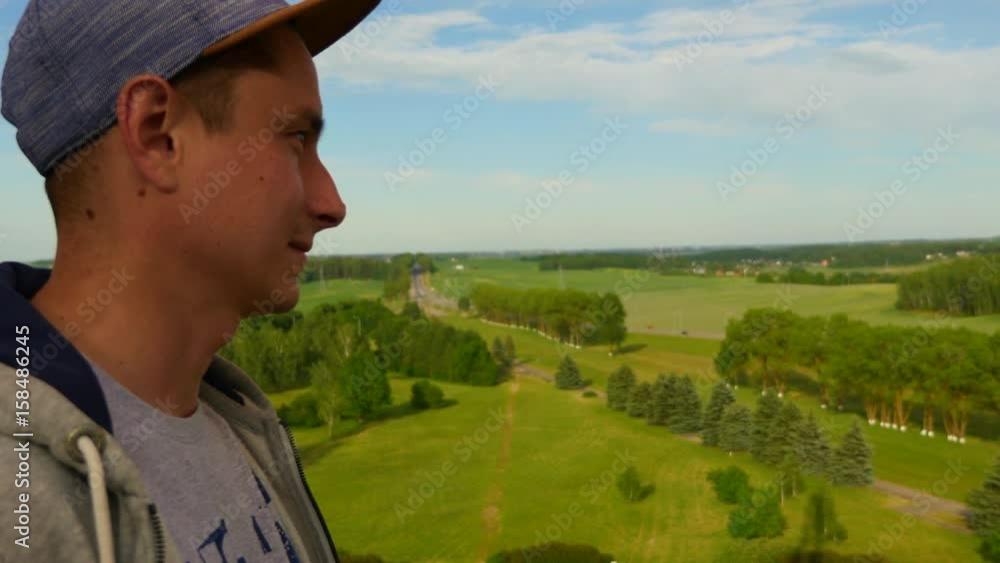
[278, 256, 999, 562]
[275, 377, 984, 562]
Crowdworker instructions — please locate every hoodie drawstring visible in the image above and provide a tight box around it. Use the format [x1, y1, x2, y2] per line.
[76, 434, 116, 563]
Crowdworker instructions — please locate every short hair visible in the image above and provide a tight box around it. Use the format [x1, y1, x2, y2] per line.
[44, 27, 286, 225]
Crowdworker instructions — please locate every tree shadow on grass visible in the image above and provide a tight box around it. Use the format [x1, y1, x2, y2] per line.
[296, 399, 459, 466]
[616, 343, 648, 355]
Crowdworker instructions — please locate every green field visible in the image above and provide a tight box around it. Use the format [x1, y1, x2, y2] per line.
[279, 257, 999, 562]
[274, 377, 984, 562]
[431, 258, 1000, 335]
[436, 314, 1000, 503]
[295, 278, 385, 311]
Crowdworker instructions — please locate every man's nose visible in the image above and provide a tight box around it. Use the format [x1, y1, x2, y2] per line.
[308, 162, 346, 231]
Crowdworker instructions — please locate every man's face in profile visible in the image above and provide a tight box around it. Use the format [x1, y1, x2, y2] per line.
[178, 25, 345, 316]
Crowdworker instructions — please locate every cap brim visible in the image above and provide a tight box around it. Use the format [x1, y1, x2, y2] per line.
[202, 0, 382, 58]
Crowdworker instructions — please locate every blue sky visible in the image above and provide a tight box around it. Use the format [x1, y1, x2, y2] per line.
[2, 0, 999, 261]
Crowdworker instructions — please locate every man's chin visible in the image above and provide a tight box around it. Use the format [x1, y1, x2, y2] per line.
[242, 281, 300, 317]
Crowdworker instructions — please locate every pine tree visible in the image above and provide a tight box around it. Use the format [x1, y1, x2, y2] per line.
[606, 364, 636, 411]
[668, 376, 702, 433]
[763, 402, 804, 467]
[778, 454, 805, 505]
[829, 421, 874, 486]
[751, 392, 783, 462]
[718, 403, 753, 454]
[554, 355, 585, 390]
[968, 457, 1000, 536]
[706, 466, 751, 504]
[702, 382, 736, 446]
[648, 375, 672, 425]
[627, 382, 653, 418]
[799, 413, 832, 476]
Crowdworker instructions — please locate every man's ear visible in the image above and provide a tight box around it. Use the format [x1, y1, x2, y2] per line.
[115, 74, 185, 192]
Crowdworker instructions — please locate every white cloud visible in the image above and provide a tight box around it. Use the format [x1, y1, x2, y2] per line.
[316, 3, 1000, 140]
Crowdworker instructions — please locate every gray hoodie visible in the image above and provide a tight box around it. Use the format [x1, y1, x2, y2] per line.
[0, 262, 341, 563]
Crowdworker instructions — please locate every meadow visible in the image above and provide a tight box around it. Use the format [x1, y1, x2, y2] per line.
[275, 257, 1000, 562]
[430, 257, 1000, 336]
[295, 278, 385, 311]
[272, 376, 985, 562]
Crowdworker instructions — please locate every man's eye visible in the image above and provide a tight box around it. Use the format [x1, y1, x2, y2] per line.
[291, 131, 308, 144]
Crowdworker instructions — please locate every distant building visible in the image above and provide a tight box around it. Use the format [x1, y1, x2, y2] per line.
[454, 264, 465, 271]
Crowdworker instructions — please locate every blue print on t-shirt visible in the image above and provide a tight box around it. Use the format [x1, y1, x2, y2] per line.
[185, 472, 300, 563]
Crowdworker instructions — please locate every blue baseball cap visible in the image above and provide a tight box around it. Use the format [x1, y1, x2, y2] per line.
[1, 0, 381, 177]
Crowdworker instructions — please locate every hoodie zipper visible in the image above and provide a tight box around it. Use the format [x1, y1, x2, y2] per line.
[148, 504, 165, 563]
[279, 417, 341, 563]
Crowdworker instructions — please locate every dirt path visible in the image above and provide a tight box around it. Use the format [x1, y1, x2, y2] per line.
[873, 479, 971, 534]
[474, 378, 520, 562]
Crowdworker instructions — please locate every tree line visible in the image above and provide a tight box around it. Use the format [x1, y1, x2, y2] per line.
[715, 308, 1000, 443]
[756, 268, 898, 286]
[220, 299, 501, 430]
[526, 238, 998, 272]
[896, 255, 1000, 316]
[469, 285, 627, 351]
[299, 256, 397, 283]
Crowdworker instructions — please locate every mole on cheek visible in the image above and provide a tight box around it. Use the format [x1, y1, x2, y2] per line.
[85, 209, 95, 220]
[138, 188, 146, 197]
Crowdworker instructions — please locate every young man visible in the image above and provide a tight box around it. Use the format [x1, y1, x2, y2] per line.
[0, 1, 380, 561]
